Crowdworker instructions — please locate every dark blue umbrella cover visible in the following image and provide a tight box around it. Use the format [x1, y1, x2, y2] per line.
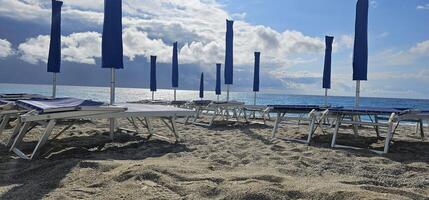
[323, 36, 334, 89]
[199, 73, 204, 98]
[253, 52, 261, 92]
[172, 42, 179, 88]
[47, 0, 62, 73]
[215, 63, 221, 95]
[150, 56, 157, 92]
[102, 0, 123, 69]
[352, 0, 369, 80]
[224, 20, 234, 84]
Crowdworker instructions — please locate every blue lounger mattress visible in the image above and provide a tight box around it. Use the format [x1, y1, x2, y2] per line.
[268, 105, 326, 112]
[328, 106, 407, 115]
[192, 100, 212, 106]
[15, 98, 105, 113]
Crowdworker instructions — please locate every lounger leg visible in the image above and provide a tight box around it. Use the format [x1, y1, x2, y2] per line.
[0, 114, 11, 137]
[170, 117, 179, 143]
[419, 120, 425, 141]
[6, 118, 22, 147]
[374, 115, 380, 138]
[10, 122, 32, 151]
[307, 112, 316, 144]
[271, 112, 281, 139]
[145, 117, 155, 140]
[30, 120, 56, 159]
[331, 115, 341, 148]
[383, 115, 396, 154]
[243, 109, 249, 123]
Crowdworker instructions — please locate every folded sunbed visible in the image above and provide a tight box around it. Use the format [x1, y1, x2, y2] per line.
[9, 98, 194, 160]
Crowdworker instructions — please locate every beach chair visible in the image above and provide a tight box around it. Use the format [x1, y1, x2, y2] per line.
[9, 98, 194, 160]
[316, 107, 405, 154]
[242, 105, 271, 124]
[0, 95, 51, 146]
[187, 100, 247, 126]
[268, 105, 328, 142]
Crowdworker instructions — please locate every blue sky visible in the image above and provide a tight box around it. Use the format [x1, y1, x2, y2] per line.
[0, 0, 428, 98]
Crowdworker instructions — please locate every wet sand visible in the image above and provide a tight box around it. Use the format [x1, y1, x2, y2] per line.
[0, 117, 428, 199]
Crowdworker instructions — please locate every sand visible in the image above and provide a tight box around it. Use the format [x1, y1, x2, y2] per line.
[0, 117, 428, 200]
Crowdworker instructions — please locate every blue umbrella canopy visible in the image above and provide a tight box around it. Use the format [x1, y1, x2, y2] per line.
[102, 0, 123, 69]
[150, 56, 157, 92]
[215, 63, 221, 95]
[253, 52, 261, 92]
[199, 73, 204, 99]
[172, 42, 179, 88]
[323, 36, 334, 89]
[352, 0, 368, 81]
[224, 19, 234, 84]
[47, 0, 62, 73]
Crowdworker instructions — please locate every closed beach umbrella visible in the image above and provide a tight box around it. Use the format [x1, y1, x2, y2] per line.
[172, 42, 179, 100]
[102, 0, 123, 135]
[323, 36, 334, 106]
[47, 0, 62, 98]
[150, 55, 157, 100]
[253, 52, 261, 105]
[199, 73, 204, 99]
[224, 19, 234, 101]
[352, 0, 369, 107]
[215, 63, 221, 100]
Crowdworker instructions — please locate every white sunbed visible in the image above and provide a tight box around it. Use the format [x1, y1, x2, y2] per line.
[242, 105, 271, 124]
[8, 98, 194, 160]
[309, 107, 426, 154]
[186, 100, 248, 126]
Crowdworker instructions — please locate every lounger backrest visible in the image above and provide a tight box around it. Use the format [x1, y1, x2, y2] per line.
[16, 98, 105, 113]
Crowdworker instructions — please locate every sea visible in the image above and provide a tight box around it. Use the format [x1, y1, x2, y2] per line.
[1, 83, 429, 110]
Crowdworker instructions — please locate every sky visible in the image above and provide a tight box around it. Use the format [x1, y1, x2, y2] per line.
[0, 0, 428, 98]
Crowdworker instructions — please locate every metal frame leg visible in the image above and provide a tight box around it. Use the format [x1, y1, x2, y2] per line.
[6, 118, 22, 147]
[383, 113, 396, 153]
[10, 122, 32, 151]
[0, 114, 10, 137]
[271, 112, 282, 139]
[30, 120, 56, 159]
[331, 115, 341, 148]
[145, 117, 155, 140]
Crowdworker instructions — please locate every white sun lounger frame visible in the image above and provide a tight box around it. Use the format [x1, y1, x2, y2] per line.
[270, 107, 329, 143]
[308, 109, 426, 154]
[9, 103, 194, 160]
[187, 101, 248, 126]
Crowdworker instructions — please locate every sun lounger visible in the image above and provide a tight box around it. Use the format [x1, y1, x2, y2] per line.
[9, 98, 194, 160]
[317, 106, 407, 154]
[187, 100, 247, 126]
[243, 105, 270, 124]
[268, 105, 327, 142]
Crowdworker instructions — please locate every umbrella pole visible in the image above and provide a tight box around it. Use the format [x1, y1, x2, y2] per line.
[217, 95, 219, 101]
[226, 84, 230, 102]
[109, 68, 116, 139]
[253, 91, 256, 105]
[324, 88, 328, 106]
[355, 80, 360, 108]
[152, 91, 154, 101]
[52, 72, 57, 98]
[174, 89, 176, 101]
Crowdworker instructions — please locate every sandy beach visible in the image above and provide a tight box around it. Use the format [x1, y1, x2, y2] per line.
[0, 117, 428, 200]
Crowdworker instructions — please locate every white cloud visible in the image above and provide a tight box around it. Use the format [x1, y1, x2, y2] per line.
[0, 38, 14, 59]
[17, 32, 101, 65]
[6, 0, 328, 69]
[369, 40, 429, 67]
[417, 4, 429, 10]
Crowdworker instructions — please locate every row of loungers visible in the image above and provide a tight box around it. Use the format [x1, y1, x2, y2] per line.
[1, 94, 428, 159]
[269, 105, 428, 154]
[0, 96, 194, 160]
[133, 99, 270, 126]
